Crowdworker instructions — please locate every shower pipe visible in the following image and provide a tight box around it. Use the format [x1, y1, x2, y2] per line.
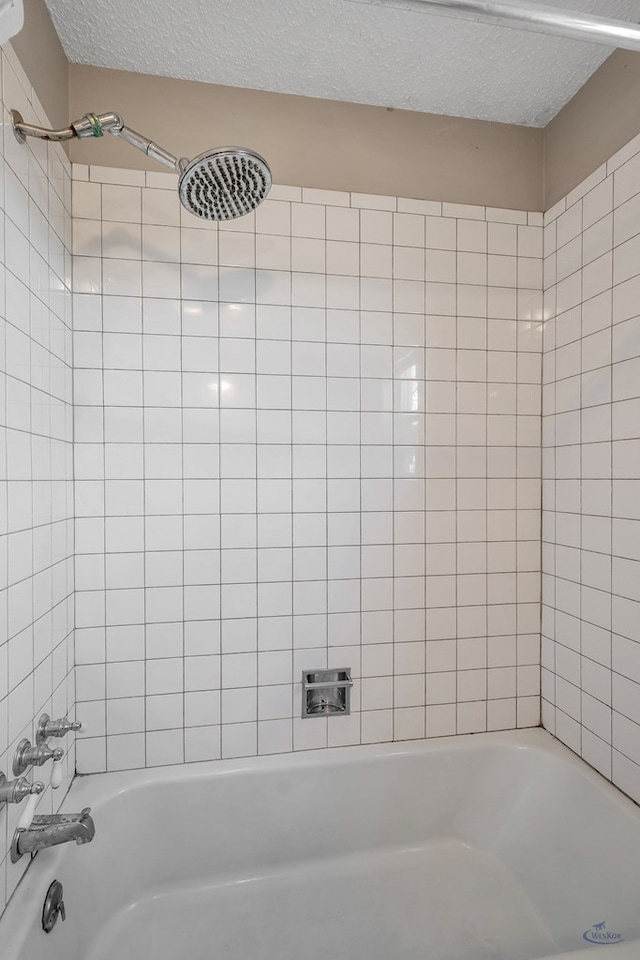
[11, 111, 184, 170]
[10, 110, 272, 221]
[358, 0, 640, 52]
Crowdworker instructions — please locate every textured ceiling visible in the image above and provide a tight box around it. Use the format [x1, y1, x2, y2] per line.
[45, 0, 639, 126]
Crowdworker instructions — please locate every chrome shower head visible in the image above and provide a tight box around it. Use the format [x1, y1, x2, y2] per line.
[178, 147, 272, 221]
[10, 110, 272, 222]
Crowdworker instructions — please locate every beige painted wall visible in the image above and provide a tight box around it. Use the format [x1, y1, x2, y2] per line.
[11, 0, 68, 130]
[10, 5, 640, 214]
[545, 49, 640, 208]
[68, 64, 543, 210]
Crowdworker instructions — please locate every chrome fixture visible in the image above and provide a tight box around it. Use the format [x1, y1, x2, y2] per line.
[36, 713, 82, 743]
[10, 109, 271, 221]
[13, 739, 64, 776]
[302, 668, 353, 717]
[178, 147, 271, 221]
[355, 0, 640, 52]
[42, 880, 66, 934]
[0, 771, 45, 807]
[11, 807, 96, 863]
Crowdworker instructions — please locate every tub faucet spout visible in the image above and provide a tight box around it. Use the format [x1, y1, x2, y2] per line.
[11, 808, 95, 862]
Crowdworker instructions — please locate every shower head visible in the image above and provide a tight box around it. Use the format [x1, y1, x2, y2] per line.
[178, 147, 272, 221]
[10, 110, 272, 222]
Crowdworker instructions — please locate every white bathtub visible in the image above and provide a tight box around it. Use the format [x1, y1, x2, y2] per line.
[2, 729, 640, 960]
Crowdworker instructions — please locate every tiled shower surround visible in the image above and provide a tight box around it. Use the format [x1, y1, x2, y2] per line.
[0, 46, 74, 903]
[72, 165, 543, 773]
[542, 131, 640, 804]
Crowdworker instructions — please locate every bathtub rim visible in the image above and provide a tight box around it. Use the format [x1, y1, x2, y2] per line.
[66, 726, 640, 822]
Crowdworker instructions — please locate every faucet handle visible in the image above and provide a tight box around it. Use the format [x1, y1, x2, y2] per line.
[36, 714, 82, 743]
[50, 756, 63, 790]
[13, 739, 65, 775]
[0, 772, 45, 806]
[18, 789, 42, 830]
[26, 780, 45, 797]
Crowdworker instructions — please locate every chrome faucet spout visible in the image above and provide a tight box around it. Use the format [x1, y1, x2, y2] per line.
[11, 807, 95, 862]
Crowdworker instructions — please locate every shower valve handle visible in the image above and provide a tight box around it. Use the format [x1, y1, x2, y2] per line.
[13, 739, 64, 776]
[37, 714, 82, 743]
[0, 772, 45, 806]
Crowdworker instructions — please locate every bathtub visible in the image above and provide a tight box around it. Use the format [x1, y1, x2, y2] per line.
[2, 728, 640, 960]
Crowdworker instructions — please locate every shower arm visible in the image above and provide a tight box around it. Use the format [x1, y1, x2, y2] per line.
[360, 0, 640, 52]
[10, 110, 188, 173]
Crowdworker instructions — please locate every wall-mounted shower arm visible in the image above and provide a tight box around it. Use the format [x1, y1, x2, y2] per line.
[10, 109, 188, 173]
[10, 108, 272, 222]
[111, 124, 188, 173]
[9, 113, 75, 142]
[360, 0, 640, 53]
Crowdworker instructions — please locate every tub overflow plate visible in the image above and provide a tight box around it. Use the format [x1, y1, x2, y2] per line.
[42, 879, 66, 934]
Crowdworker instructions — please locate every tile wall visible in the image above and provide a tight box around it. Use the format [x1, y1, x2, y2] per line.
[72, 165, 542, 773]
[5, 4, 640, 923]
[542, 130, 640, 803]
[0, 44, 74, 913]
